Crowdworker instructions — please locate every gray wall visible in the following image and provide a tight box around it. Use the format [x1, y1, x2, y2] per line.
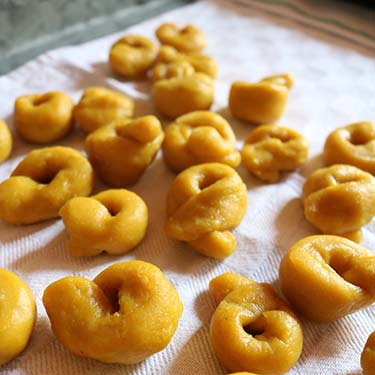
[0, 0, 191, 74]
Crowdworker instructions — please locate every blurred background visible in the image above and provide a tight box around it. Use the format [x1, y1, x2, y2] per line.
[0, 0, 373, 75]
[0, 0, 191, 75]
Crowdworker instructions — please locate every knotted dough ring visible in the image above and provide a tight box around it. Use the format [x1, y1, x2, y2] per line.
[156, 23, 206, 53]
[303, 164, 375, 242]
[0, 146, 94, 225]
[0, 269, 36, 365]
[43, 260, 183, 364]
[162, 111, 241, 172]
[361, 331, 375, 375]
[209, 273, 303, 375]
[74, 87, 134, 133]
[0, 120, 12, 164]
[229, 74, 293, 124]
[165, 163, 247, 259]
[14, 91, 74, 143]
[109, 35, 158, 78]
[324, 121, 375, 175]
[152, 69, 214, 119]
[241, 124, 308, 182]
[60, 189, 148, 256]
[154, 45, 217, 78]
[85, 115, 164, 186]
[279, 235, 375, 322]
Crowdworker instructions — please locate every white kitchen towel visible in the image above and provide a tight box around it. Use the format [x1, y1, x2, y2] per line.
[0, 0, 374, 374]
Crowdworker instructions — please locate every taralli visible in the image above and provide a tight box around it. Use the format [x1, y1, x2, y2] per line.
[60, 189, 148, 256]
[324, 121, 375, 175]
[279, 235, 375, 322]
[209, 273, 303, 375]
[361, 331, 375, 375]
[152, 72, 214, 118]
[165, 163, 247, 259]
[229, 74, 293, 124]
[85, 115, 164, 186]
[242, 124, 308, 182]
[109, 35, 158, 78]
[156, 23, 206, 53]
[43, 261, 183, 364]
[14, 91, 74, 143]
[162, 111, 241, 172]
[74, 87, 134, 133]
[155, 45, 217, 78]
[0, 120, 12, 164]
[0, 146, 94, 225]
[151, 61, 195, 82]
[303, 164, 375, 242]
[0, 269, 36, 365]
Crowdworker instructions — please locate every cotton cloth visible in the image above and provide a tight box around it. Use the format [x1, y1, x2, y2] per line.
[0, 1, 374, 374]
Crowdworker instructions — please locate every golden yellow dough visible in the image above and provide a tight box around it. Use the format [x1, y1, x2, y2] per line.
[165, 163, 247, 259]
[228, 373, 260, 375]
[242, 124, 308, 182]
[109, 35, 158, 78]
[0, 146, 94, 225]
[151, 61, 195, 82]
[14, 91, 73, 143]
[152, 72, 214, 118]
[324, 121, 375, 175]
[229, 74, 293, 124]
[162, 111, 241, 172]
[156, 23, 206, 53]
[303, 164, 375, 242]
[43, 260, 183, 364]
[361, 331, 375, 375]
[74, 87, 134, 133]
[209, 273, 303, 375]
[85, 115, 164, 186]
[0, 269, 36, 365]
[60, 189, 148, 256]
[0, 120, 12, 164]
[154, 45, 217, 78]
[279, 235, 375, 322]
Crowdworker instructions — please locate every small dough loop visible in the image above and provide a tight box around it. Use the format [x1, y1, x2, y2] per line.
[361, 331, 375, 375]
[279, 235, 375, 322]
[14, 91, 73, 143]
[152, 72, 214, 119]
[109, 35, 158, 78]
[0, 120, 12, 164]
[154, 45, 217, 78]
[74, 87, 134, 133]
[229, 74, 293, 124]
[43, 260, 183, 364]
[324, 121, 375, 175]
[156, 23, 206, 53]
[60, 189, 148, 257]
[165, 163, 247, 259]
[85, 115, 164, 186]
[209, 273, 303, 375]
[0, 268, 36, 365]
[162, 111, 241, 172]
[152, 61, 195, 82]
[0, 146, 94, 225]
[303, 164, 375, 242]
[241, 124, 308, 182]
